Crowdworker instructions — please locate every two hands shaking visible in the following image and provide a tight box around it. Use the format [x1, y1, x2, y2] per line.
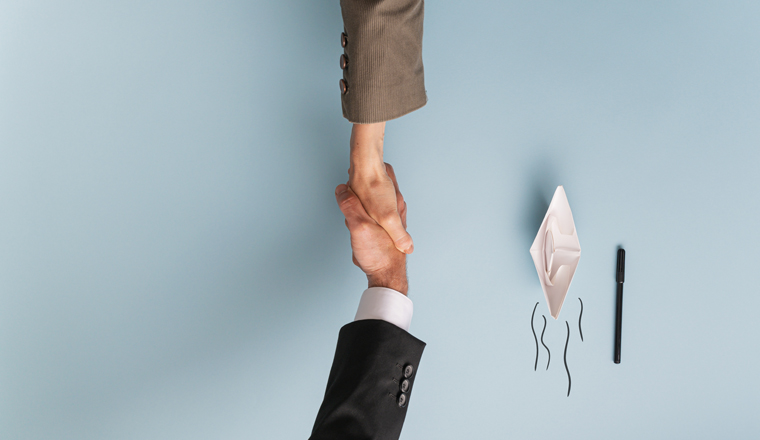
[311, 125, 425, 440]
[336, 122, 413, 296]
[311, 6, 427, 436]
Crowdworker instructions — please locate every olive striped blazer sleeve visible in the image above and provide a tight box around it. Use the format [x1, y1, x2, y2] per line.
[339, 0, 427, 123]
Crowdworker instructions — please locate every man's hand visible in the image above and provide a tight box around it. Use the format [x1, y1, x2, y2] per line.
[348, 122, 414, 254]
[335, 165, 409, 295]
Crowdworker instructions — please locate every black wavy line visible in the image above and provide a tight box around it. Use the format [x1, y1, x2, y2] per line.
[531, 302, 538, 371]
[578, 297, 584, 342]
[540, 315, 551, 370]
[564, 321, 571, 397]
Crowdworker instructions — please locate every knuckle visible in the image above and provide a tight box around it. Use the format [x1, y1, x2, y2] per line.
[339, 195, 360, 211]
[352, 220, 374, 236]
[379, 211, 399, 225]
[395, 234, 412, 247]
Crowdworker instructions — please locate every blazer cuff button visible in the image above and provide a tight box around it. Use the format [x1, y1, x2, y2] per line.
[400, 379, 410, 393]
[340, 54, 348, 70]
[397, 393, 407, 408]
[403, 364, 414, 378]
[339, 79, 348, 95]
[341, 32, 348, 48]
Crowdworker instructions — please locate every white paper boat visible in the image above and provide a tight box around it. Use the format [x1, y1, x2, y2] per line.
[529, 186, 581, 319]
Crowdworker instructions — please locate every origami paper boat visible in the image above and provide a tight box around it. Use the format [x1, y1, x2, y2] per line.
[530, 186, 581, 319]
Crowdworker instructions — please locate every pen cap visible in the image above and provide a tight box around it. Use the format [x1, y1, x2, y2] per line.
[616, 249, 625, 283]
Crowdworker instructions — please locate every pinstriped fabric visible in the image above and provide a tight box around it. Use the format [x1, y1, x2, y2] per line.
[340, 0, 427, 123]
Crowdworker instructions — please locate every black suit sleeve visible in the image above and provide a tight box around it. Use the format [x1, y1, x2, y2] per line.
[310, 319, 426, 440]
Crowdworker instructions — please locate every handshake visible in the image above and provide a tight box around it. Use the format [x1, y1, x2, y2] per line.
[311, 125, 426, 440]
[335, 122, 413, 296]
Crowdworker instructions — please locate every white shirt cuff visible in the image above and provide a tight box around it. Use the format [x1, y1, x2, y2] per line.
[354, 287, 413, 332]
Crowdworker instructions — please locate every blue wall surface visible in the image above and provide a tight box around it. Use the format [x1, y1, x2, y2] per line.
[1, 1, 759, 438]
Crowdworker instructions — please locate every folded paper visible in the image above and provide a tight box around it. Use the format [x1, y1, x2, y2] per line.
[530, 186, 581, 319]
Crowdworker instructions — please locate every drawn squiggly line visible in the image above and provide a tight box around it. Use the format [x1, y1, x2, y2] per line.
[578, 298, 584, 342]
[564, 321, 571, 397]
[540, 315, 550, 370]
[531, 302, 538, 371]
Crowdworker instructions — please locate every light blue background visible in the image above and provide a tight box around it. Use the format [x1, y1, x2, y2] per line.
[2, 1, 759, 438]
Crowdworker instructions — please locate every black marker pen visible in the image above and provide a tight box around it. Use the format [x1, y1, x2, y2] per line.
[614, 248, 625, 364]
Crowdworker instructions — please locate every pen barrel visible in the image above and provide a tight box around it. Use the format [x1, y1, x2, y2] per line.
[616, 249, 626, 283]
[614, 282, 624, 363]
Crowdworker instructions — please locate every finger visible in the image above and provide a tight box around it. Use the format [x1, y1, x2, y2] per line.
[382, 164, 413, 254]
[384, 163, 405, 214]
[401, 201, 408, 229]
[335, 184, 374, 230]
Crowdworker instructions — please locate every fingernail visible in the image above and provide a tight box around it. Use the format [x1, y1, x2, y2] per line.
[406, 243, 414, 254]
[336, 184, 348, 195]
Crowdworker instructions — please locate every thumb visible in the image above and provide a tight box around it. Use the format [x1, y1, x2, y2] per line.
[377, 212, 414, 254]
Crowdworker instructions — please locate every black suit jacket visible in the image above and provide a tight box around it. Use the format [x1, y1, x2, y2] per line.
[310, 319, 426, 440]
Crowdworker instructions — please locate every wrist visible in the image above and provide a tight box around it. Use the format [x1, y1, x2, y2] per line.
[367, 261, 408, 295]
[349, 122, 386, 176]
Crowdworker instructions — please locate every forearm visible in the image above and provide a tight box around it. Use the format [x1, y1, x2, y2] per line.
[349, 122, 386, 175]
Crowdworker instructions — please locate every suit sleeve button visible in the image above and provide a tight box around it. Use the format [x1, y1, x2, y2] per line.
[400, 379, 410, 393]
[340, 54, 348, 70]
[397, 393, 407, 408]
[403, 364, 414, 378]
[339, 79, 348, 95]
[341, 32, 348, 47]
